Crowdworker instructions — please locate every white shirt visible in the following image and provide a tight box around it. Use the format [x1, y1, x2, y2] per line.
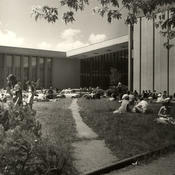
[136, 100, 148, 112]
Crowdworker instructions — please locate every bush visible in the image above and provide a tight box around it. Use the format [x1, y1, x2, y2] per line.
[0, 103, 75, 175]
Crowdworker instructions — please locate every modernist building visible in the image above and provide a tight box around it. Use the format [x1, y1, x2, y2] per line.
[0, 46, 80, 89]
[67, 35, 128, 89]
[133, 15, 175, 95]
[0, 16, 174, 94]
[0, 35, 128, 90]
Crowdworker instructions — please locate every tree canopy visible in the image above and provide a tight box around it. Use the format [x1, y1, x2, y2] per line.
[32, 0, 175, 40]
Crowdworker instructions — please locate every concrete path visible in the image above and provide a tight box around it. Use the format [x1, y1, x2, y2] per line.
[69, 100, 98, 139]
[106, 152, 175, 175]
[69, 99, 117, 174]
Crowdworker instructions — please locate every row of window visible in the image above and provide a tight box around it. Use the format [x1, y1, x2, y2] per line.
[4, 55, 52, 88]
[80, 49, 128, 89]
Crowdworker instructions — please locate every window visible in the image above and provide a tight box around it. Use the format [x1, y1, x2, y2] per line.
[39, 58, 44, 87]
[47, 58, 52, 87]
[14, 56, 21, 80]
[6, 55, 13, 76]
[31, 57, 37, 81]
[23, 56, 29, 81]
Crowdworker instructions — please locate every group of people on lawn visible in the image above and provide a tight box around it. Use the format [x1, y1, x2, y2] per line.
[113, 92, 150, 114]
[113, 85, 174, 125]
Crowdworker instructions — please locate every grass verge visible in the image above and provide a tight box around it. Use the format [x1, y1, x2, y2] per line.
[33, 99, 78, 175]
[78, 98, 175, 160]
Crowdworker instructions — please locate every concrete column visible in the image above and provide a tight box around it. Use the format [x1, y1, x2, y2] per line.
[128, 24, 134, 91]
[4, 54, 7, 80]
[20, 56, 24, 82]
[44, 58, 48, 88]
[12, 55, 15, 75]
[28, 56, 32, 81]
[36, 57, 40, 81]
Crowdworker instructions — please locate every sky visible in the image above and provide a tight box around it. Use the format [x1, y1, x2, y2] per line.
[0, 0, 128, 51]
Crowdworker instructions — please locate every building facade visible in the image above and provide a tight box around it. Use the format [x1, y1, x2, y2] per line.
[80, 49, 128, 89]
[67, 36, 129, 89]
[0, 46, 80, 89]
[1, 21, 174, 94]
[133, 15, 175, 95]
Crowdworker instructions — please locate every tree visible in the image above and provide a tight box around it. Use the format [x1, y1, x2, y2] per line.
[32, 0, 175, 40]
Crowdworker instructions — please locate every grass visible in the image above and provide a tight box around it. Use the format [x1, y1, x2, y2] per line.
[78, 98, 175, 160]
[33, 99, 78, 175]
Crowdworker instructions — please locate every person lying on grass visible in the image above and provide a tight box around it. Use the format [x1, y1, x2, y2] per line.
[113, 94, 130, 114]
[156, 98, 175, 125]
[132, 96, 148, 114]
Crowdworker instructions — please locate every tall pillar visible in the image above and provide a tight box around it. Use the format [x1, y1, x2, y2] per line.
[44, 58, 48, 88]
[4, 54, 7, 81]
[28, 56, 32, 81]
[167, 10, 170, 96]
[152, 18, 155, 92]
[128, 24, 134, 91]
[12, 55, 15, 75]
[20, 56, 24, 82]
[139, 18, 142, 94]
[36, 57, 40, 81]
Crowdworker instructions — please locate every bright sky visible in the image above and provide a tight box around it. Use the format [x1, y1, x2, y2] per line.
[0, 0, 128, 51]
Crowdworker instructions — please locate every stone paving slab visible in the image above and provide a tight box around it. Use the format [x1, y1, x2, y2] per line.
[73, 140, 117, 174]
[69, 99, 98, 139]
[70, 99, 118, 174]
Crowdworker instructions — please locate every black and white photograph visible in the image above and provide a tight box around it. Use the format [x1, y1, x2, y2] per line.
[0, 0, 175, 174]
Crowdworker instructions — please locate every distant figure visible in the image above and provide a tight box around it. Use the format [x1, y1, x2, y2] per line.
[158, 99, 171, 118]
[156, 98, 175, 125]
[13, 81, 23, 106]
[113, 94, 129, 114]
[133, 90, 139, 99]
[47, 86, 54, 99]
[156, 93, 164, 103]
[152, 90, 158, 100]
[132, 97, 148, 113]
[27, 81, 35, 110]
[6, 74, 17, 99]
[117, 82, 123, 100]
[163, 91, 168, 99]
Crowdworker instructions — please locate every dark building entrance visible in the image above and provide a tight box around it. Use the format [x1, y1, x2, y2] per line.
[80, 49, 128, 89]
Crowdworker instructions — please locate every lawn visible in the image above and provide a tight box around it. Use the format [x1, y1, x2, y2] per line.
[33, 99, 78, 175]
[78, 98, 175, 160]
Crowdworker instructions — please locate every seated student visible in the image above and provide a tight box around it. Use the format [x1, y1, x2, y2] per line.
[113, 94, 129, 114]
[158, 98, 171, 118]
[156, 93, 164, 103]
[152, 90, 158, 100]
[156, 98, 175, 125]
[132, 96, 148, 113]
[128, 92, 135, 105]
[47, 87, 54, 99]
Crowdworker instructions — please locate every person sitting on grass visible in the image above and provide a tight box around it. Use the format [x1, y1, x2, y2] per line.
[156, 98, 175, 125]
[132, 96, 148, 113]
[158, 98, 171, 118]
[156, 93, 164, 103]
[113, 94, 129, 114]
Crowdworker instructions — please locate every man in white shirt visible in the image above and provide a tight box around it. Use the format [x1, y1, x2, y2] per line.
[113, 95, 129, 114]
[132, 97, 148, 113]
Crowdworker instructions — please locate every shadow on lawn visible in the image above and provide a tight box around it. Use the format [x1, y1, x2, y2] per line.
[78, 98, 175, 160]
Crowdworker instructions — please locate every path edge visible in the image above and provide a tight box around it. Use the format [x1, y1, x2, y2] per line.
[84, 144, 175, 175]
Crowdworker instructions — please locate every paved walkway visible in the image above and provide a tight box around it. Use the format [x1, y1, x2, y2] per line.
[69, 99, 118, 174]
[106, 152, 175, 175]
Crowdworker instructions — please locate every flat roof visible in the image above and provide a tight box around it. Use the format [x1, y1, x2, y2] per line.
[0, 35, 128, 59]
[67, 35, 128, 59]
[0, 45, 66, 58]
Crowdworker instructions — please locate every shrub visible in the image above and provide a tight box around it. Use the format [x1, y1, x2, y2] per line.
[0, 103, 75, 175]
